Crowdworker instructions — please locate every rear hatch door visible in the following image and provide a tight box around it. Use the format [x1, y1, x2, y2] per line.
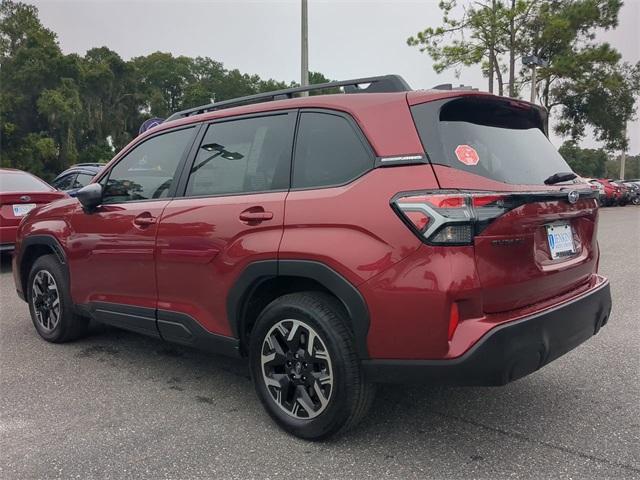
[409, 94, 599, 312]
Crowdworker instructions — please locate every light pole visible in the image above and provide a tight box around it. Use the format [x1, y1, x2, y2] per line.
[523, 55, 548, 104]
[301, 0, 309, 96]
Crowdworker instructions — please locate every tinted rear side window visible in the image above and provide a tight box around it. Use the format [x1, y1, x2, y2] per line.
[186, 113, 295, 196]
[292, 112, 373, 189]
[411, 97, 573, 185]
[52, 174, 76, 191]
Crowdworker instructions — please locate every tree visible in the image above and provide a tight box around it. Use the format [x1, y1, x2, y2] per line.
[526, 0, 639, 150]
[407, 0, 535, 96]
[1, 0, 64, 169]
[408, 0, 639, 149]
[0, 1, 334, 180]
[605, 153, 640, 179]
[37, 78, 82, 169]
[131, 52, 195, 117]
[558, 141, 607, 177]
[79, 47, 144, 153]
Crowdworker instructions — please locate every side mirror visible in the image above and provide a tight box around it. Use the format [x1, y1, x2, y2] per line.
[76, 183, 103, 211]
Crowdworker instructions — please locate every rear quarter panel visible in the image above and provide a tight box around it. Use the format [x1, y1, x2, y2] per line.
[280, 166, 438, 286]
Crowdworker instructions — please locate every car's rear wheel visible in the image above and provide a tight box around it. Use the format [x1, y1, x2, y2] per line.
[249, 292, 374, 440]
[27, 254, 88, 343]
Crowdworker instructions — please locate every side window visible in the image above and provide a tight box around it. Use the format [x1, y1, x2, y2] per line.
[103, 127, 195, 203]
[292, 112, 373, 189]
[185, 113, 294, 197]
[73, 173, 94, 189]
[53, 174, 76, 191]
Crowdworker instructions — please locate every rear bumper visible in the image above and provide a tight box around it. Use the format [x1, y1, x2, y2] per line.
[362, 276, 611, 385]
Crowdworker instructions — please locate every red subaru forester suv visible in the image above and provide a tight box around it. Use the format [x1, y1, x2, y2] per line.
[12, 75, 611, 439]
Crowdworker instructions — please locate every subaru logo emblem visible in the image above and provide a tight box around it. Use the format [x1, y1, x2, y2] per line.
[568, 191, 579, 204]
[20, 195, 31, 202]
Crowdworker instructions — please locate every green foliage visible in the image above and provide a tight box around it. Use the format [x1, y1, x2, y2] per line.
[0, 133, 58, 179]
[558, 141, 607, 177]
[407, 0, 535, 96]
[408, 0, 639, 150]
[605, 153, 640, 179]
[558, 141, 640, 179]
[552, 61, 639, 150]
[1, 1, 328, 181]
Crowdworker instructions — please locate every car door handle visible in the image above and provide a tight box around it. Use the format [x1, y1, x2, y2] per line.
[133, 213, 157, 227]
[239, 209, 274, 222]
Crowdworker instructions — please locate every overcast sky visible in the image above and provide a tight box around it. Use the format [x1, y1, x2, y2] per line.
[32, 0, 640, 152]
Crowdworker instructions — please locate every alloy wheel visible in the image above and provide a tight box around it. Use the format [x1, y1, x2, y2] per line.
[31, 270, 61, 332]
[260, 319, 333, 419]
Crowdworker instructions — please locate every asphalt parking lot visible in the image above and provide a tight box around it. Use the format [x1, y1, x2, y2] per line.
[1, 207, 638, 479]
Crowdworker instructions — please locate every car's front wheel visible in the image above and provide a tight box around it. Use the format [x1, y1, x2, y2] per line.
[249, 292, 374, 440]
[27, 254, 88, 343]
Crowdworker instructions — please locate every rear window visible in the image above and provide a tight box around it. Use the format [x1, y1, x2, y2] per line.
[0, 172, 53, 193]
[411, 97, 573, 185]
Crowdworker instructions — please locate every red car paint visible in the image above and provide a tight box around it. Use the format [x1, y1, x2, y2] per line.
[12, 89, 608, 365]
[593, 178, 621, 205]
[0, 169, 67, 251]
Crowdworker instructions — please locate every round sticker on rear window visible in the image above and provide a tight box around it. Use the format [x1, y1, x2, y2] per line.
[455, 145, 480, 166]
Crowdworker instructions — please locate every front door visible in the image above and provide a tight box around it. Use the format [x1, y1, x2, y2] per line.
[67, 126, 198, 334]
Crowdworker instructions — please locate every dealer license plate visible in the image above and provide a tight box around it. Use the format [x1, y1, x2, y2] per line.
[546, 223, 576, 260]
[12, 203, 36, 217]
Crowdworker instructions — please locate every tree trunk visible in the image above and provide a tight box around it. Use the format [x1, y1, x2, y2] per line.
[494, 54, 504, 96]
[488, 50, 495, 93]
[508, 0, 516, 97]
[488, 0, 497, 94]
[542, 79, 551, 134]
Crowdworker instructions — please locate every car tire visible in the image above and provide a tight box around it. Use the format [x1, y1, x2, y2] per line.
[249, 291, 374, 440]
[27, 254, 88, 343]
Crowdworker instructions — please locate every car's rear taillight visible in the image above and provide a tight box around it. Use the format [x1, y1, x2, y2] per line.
[391, 191, 511, 245]
[392, 189, 596, 245]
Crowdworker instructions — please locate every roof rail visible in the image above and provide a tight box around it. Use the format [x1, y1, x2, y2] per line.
[432, 83, 478, 91]
[165, 74, 411, 122]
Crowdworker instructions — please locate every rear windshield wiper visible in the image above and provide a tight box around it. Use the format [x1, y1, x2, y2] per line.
[544, 172, 577, 185]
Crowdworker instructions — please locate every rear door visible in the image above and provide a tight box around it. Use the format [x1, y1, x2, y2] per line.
[155, 111, 296, 339]
[410, 95, 599, 312]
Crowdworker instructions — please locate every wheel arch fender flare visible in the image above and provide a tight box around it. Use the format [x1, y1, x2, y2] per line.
[227, 260, 370, 359]
[18, 235, 68, 298]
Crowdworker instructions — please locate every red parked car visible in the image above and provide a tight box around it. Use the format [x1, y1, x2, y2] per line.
[0, 168, 67, 254]
[593, 178, 622, 206]
[11, 75, 611, 439]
